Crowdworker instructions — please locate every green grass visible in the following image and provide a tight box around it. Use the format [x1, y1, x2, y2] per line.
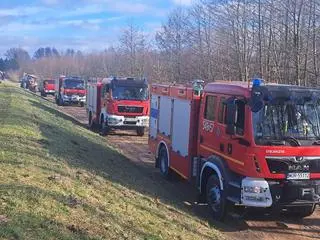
[0, 83, 221, 240]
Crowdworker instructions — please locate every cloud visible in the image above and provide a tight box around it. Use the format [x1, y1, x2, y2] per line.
[0, 0, 171, 55]
[0, 33, 115, 56]
[172, 0, 193, 6]
[0, 18, 108, 34]
[41, 0, 60, 5]
[0, 6, 47, 17]
[64, 2, 154, 17]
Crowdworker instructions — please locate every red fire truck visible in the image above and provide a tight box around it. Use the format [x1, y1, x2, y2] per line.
[39, 79, 55, 97]
[55, 76, 86, 107]
[87, 77, 149, 136]
[149, 79, 320, 220]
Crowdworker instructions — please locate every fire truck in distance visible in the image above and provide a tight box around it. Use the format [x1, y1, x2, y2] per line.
[149, 79, 320, 220]
[39, 79, 55, 97]
[55, 76, 86, 107]
[87, 77, 149, 136]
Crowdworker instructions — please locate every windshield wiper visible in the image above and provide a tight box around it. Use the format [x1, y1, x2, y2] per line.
[313, 140, 320, 145]
[257, 139, 285, 146]
[267, 140, 286, 146]
[283, 136, 301, 146]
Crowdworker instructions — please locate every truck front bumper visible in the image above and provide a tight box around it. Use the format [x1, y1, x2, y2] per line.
[240, 177, 320, 208]
[106, 114, 149, 128]
[45, 90, 55, 94]
[63, 95, 86, 103]
[268, 179, 320, 207]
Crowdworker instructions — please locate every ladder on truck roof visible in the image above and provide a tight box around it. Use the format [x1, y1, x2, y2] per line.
[151, 83, 201, 100]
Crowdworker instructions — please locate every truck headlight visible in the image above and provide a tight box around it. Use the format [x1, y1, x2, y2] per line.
[244, 196, 266, 202]
[241, 177, 273, 207]
[243, 186, 264, 194]
[108, 117, 122, 124]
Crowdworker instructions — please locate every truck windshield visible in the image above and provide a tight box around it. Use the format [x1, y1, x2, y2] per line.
[63, 79, 84, 89]
[44, 80, 54, 84]
[46, 80, 54, 84]
[253, 99, 320, 144]
[112, 86, 148, 101]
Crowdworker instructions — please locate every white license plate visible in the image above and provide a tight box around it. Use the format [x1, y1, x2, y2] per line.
[287, 172, 310, 180]
[124, 118, 136, 121]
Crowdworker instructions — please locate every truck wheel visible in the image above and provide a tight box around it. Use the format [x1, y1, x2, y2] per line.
[159, 146, 171, 179]
[58, 97, 64, 106]
[80, 102, 84, 107]
[100, 117, 109, 136]
[206, 175, 227, 221]
[285, 205, 316, 218]
[136, 127, 145, 136]
[88, 112, 96, 130]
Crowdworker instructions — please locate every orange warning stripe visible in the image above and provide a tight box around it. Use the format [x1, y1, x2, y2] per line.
[200, 144, 245, 166]
[169, 166, 188, 179]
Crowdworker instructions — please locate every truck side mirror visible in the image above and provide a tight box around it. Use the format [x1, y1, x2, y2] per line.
[103, 84, 110, 98]
[225, 97, 237, 135]
[249, 86, 267, 112]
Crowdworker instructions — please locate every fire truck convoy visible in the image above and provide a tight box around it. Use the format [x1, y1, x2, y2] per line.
[87, 77, 149, 136]
[55, 76, 86, 107]
[149, 79, 320, 220]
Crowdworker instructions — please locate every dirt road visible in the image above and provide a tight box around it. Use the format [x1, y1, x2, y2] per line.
[46, 95, 320, 240]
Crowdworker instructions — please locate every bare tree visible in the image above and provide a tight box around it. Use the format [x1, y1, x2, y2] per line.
[119, 20, 147, 77]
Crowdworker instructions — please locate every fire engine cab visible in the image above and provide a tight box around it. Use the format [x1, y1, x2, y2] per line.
[149, 79, 320, 220]
[87, 77, 149, 136]
[55, 76, 86, 107]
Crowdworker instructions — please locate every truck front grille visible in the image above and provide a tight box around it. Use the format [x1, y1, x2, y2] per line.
[266, 157, 320, 174]
[118, 106, 143, 113]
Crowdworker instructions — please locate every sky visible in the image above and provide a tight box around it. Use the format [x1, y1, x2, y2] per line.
[0, 0, 193, 56]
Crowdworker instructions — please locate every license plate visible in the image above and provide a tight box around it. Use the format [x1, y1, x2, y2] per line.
[287, 172, 310, 180]
[124, 118, 136, 121]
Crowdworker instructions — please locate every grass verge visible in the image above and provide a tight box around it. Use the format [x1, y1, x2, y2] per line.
[0, 83, 221, 240]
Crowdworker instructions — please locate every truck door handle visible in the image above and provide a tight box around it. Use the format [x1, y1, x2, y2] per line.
[220, 143, 224, 152]
[227, 143, 232, 154]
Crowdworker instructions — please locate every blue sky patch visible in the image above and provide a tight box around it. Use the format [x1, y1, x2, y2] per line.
[0, 0, 193, 56]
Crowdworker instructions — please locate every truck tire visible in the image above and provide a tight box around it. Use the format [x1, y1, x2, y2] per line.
[88, 112, 96, 130]
[58, 97, 64, 106]
[159, 146, 172, 179]
[206, 174, 227, 221]
[136, 127, 145, 136]
[100, 116, 109, 136]
[285, 205, 316, 218]
[80, 102, 84, 107]
[57, 97, 61, 106]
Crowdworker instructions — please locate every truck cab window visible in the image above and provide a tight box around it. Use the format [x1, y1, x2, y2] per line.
[204, 95, 217, 121]
[235, 100, 245, 135]
[102, 84, 109, 97]
[218, 97, 226, 123]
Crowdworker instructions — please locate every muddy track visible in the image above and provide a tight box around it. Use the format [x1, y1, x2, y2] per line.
[36, 93, 320, 240]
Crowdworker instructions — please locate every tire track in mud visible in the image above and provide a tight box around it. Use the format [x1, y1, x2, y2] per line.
[31, 91, 320, 240]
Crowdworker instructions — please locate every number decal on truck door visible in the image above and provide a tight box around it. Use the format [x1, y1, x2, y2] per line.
[203, 120, 214, 133]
